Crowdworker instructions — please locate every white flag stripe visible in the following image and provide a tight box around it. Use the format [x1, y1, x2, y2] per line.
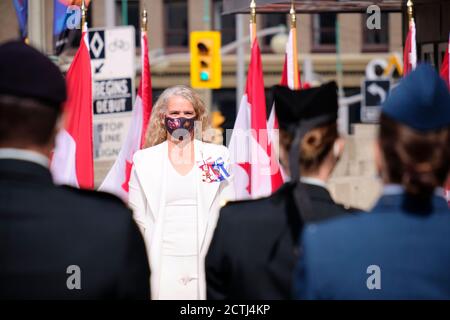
[410, 20, 417, 71]
[99, 95, 144, 200]
[286, 29, 296, 90]
[51, 129, 79, 188]
[249, 128, 272, 198]
[229, 95, 251, 200]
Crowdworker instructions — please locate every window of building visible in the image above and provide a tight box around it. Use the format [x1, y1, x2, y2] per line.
[213, 0, 236, 46]
[164, 0, 188, 52]
[115, 0, 140, 47]
[312, 13, 336, 52]
[212, 89, 237, 146]
[362, 13, 389, 52]
[261, 14, 287, 52]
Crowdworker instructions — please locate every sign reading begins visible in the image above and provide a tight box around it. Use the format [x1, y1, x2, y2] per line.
[93, 78, 133, 114]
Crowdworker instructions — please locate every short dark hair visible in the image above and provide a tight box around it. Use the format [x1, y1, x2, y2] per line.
[0, 95, 60, 147]
[379, 113, 450, 197]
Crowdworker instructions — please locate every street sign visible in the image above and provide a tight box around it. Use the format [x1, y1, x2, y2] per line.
[361, 79, 390, 123]
[88, 26, 135, 163]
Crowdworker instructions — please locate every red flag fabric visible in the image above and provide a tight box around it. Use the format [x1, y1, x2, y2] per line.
[403, 20, 417, 77]
[440, 34, 449, 89]
[51, 27, 93, 189]
[99, 30, 153, 201]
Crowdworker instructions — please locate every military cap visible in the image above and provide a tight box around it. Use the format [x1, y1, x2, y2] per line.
[0, 41, 66, 109]
[382, 64, 450, 131]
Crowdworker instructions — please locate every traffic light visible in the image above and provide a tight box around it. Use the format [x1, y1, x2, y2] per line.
[190, 31, 222, 89]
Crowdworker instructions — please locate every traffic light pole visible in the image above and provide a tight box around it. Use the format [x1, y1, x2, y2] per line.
[105, 0, 116, 28]
[201, 0, 212, 113]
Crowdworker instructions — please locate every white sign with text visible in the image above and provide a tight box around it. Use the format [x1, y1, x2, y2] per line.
[89, 26, 136, 162]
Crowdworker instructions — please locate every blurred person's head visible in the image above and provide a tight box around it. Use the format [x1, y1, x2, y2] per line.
[375, 64, 450, 198]
[273, 82, 344, 182]
[0, 41, 66, 158]
[144, 85, 210, 147]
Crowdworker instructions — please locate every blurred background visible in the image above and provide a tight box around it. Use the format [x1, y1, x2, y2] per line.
[0, 0, 448, 210]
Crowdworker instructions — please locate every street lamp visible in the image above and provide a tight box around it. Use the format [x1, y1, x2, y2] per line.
[270, 30, 288, 54]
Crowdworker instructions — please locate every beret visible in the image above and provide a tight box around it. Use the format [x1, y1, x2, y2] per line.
[0, 41, 66, 109]
[382, 63, 450, 131]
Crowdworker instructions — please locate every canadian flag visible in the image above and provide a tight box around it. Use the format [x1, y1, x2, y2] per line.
[440, 33, 449, 89]
[51, 24, 93, 189]
[229, 37, 272, 200]
[403, 19, 417, 76]
[267, 25, 303, 193]
[99, 30, 152, 201]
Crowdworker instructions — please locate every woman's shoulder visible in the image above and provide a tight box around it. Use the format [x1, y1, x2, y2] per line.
[133, 141, 167, 163]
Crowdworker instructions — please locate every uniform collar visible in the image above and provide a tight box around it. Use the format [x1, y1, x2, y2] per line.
[373, 184, 449, 215]
[300, 177, 327, 189]
[0, 148, 49, 168]
[382, 183, 446, 199]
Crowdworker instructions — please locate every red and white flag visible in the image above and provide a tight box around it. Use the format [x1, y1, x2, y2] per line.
[439, 33, 449, 89]
[403, 19, 417, 76]
[266, 24, 303, 193]
[51, 24, 93, 189]
[229, 34, 272, 200]
[99, 30, 153, 201]
[267, 105, 285, 192]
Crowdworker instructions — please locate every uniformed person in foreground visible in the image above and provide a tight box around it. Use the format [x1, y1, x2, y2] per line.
[205, 81, 358, 300]
[294, 64, 450, 300]
[0, 41, 150, 299]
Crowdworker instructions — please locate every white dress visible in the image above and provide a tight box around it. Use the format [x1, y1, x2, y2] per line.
[158, 161, 199, 300]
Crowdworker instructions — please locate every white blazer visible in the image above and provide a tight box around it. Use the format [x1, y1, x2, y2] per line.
[128, 139, 234, 300]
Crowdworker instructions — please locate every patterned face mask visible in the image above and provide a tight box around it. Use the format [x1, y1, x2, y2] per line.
[164, 116, 196, 139]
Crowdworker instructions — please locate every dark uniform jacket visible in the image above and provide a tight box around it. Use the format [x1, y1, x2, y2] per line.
[0, 159, 150, 299]
[295, 190, 450, 300]
[205, 182, 355, 300]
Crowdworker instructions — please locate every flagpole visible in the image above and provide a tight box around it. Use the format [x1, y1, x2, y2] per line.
[404, 0, 416, 75]
[250, 0, 256, 44]
[407, 0, 414, 25]
[81, 0, 87, 32]
[141, 8, 148, 33]
[290, 0, 300, 89]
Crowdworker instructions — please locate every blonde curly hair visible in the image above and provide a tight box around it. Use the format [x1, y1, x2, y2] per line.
[144, 85, 210, 148]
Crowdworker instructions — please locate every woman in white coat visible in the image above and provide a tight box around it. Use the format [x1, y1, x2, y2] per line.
[128, 85, 234, 300]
